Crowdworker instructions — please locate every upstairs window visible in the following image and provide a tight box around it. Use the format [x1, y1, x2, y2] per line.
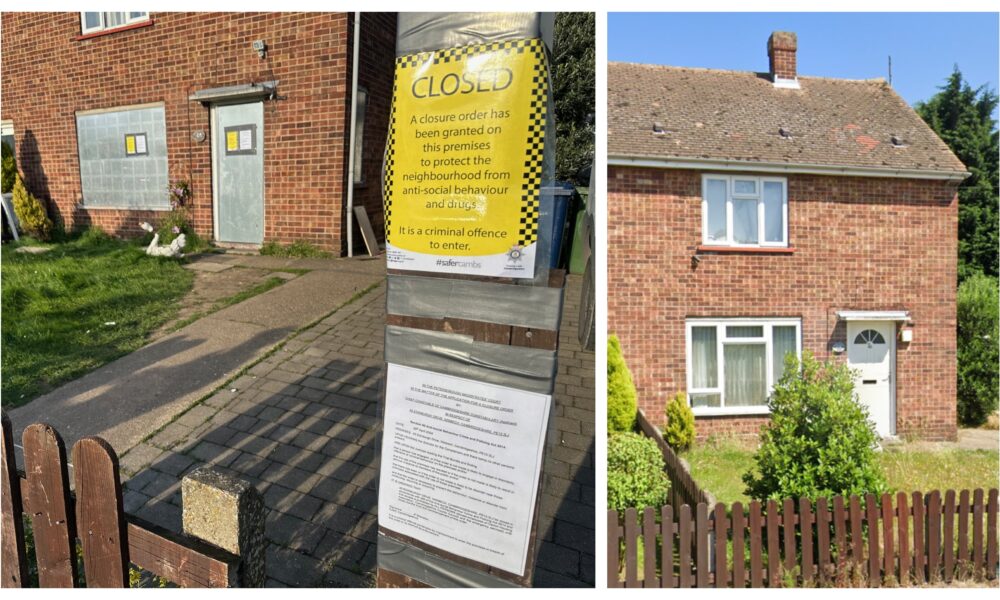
[80, 12, 149, 35]
[702, 175, 788, 247]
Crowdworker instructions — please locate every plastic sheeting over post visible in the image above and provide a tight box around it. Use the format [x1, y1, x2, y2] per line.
[376, 12, 562, 588]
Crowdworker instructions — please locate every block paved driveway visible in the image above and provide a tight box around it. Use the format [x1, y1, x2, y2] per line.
[119, 275, 595, 587]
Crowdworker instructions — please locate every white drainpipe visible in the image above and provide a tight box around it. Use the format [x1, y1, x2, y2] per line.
[345, 11, 361, 257]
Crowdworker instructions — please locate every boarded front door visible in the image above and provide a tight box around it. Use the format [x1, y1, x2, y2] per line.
[846, 320, 895, 437]
[213, 102, 264, 244]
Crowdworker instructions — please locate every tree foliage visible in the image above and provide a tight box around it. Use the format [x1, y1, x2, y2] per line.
[553, 12, 595, 185]
[607, 334, 637, 433]
[1, 141, 15, 194]
[743, 352, 886, 502]
[916, 68, 999, 281]
[957, 273, 1000, 426]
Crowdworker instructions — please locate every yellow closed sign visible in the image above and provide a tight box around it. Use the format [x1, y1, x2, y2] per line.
[384, 39, 548, 278]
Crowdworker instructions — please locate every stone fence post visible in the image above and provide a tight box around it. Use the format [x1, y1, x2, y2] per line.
[181, 467, 266, 587]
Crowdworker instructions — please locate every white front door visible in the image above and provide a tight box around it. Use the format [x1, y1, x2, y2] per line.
[847, 320, 895, 437]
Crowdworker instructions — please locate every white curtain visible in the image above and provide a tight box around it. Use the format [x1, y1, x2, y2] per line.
[691, 327, 718, 388]
[724, 344, 766, 406]
[763, 181, 784, 242]
[772, 326, 797, 383]
[705, 179, 727, 241]
[732, 199, 758, 243]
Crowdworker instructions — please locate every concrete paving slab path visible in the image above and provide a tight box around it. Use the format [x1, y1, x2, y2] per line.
[9, 256, 384, 457]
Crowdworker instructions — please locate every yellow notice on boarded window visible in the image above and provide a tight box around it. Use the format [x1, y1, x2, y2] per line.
[226, 131, 239, 152]
[384, 38, 548, 278]
[125, 135, 136, 155]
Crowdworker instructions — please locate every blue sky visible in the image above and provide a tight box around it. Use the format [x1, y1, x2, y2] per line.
[609, 13, 999, 110]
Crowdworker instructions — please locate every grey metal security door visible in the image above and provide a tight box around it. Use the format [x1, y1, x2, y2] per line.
[214, 102, 264, 244]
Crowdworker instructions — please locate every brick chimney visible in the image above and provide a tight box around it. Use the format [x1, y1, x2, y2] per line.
[767, 31, 798, 84]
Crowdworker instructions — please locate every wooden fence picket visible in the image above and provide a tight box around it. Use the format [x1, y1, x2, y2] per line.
[897, 492, 910, 583]
[816, 497, 831, 583]
[928, 491, 942, 581]
[678, 504, 692, 587]
[1, 413, 28, 588]
[958, 489, 970, 566]
[748, 500, 763, 588]
[849, 495, 864, 568]
[660, 505, 674, 588]
[623, 507, 638, 587]
[912, 491, 925, 584]
[944, 489, 956, 581]
[606, 510, 621, 588]
[732, 502, 745, 588]
[866, 494, 880, 587]
[713, 503, 727, 588]
[765, 500, 779, 587]
[72, 438, 129, 588]
[22, 424, 78, 587]
[972, 489, 984, 571]
[800, 497, 813, 584]
[695, 503, 709, 587]
[881, 493, 894, 583]
[987, 489, 998, 575]
[642, 508, 656, 587]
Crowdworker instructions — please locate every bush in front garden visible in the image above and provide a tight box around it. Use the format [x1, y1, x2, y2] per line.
[663, 391, 695, 451]
[957, 273, 999, 426]
[11, 173, 52, 241]
[607, 334, 637, 433]
[743, 351, 886, 501]
[607, 432, 670, 511]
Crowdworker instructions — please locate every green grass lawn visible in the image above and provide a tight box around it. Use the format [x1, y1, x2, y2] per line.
[683, 440, 1000, 506]
[2, 231, 194, 406]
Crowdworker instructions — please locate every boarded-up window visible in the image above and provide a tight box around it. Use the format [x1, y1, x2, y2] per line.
[76, 104, 169, 209]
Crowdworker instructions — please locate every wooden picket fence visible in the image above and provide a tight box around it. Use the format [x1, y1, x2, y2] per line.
[608, 489, 1000, 588]
[1, 413, 244, 588]
[636, 409, 712, 508]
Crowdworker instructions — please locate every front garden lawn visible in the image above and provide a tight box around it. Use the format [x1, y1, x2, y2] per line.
[683, 440, 1000, 506]
[1, 231, 194, 407]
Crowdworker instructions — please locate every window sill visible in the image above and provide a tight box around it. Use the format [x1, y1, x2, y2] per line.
[76, 20, 154, 41]
[697, 245, 796, 254]
[81, 204, 171, 212]
[692, 407, 772, 417]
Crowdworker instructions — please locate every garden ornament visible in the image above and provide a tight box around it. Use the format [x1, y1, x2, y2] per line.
[140, 222, 186, 258]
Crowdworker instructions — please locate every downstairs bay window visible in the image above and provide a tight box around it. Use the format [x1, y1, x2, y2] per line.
[686, 318, 801, 415]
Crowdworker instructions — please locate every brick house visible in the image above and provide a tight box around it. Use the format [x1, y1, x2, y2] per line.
[0, 12, 396, 253]
[608, 32, 968, 441]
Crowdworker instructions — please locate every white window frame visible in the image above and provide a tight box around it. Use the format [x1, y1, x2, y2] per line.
[80, 12, 149, 35]
[701, 174, 788, 247]
[685, 317, 802, 416]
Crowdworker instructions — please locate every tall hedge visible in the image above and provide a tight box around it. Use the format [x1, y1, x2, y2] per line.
[607, 334, 637, 433]
[957, 273, 999, 426]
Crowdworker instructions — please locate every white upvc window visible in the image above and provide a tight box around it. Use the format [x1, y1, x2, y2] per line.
[80, 12, 149, 35]
[685, 318, 801, 415]
[702, 174, 788, 247]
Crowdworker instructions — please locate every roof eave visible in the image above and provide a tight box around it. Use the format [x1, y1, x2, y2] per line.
[608, 154, 970, 182]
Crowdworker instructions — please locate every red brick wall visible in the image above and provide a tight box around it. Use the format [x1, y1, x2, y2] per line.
[348, 12, 396, 254]
[608, 166, 959, 441]
[0, 12, 394, 252]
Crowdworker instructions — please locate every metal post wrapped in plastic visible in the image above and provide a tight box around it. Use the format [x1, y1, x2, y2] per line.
[377, 13, 561, 588]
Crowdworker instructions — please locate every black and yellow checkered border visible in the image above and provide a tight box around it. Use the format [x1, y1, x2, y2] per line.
[383, 39, 549, 251]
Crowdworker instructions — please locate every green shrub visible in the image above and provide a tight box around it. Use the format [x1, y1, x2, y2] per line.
[11, 173, 52, 240]
[957, 273, 999, 426]
[1, 141, 15, 193]
[743, 352, 887, 501]
[663, 391, 695, 451]
[607, 432, 670, 511]
[607, 334, 637, 433]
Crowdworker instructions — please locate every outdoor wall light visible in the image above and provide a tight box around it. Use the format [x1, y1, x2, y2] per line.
[831, 341, 846, 354]
[252, 40, 267, 60]
[900, 329, 913, 343]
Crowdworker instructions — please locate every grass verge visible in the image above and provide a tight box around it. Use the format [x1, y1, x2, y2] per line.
[1, 230, 194, 406]
[682, 439, 1000, 506]
[259, 240, 331, 259]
